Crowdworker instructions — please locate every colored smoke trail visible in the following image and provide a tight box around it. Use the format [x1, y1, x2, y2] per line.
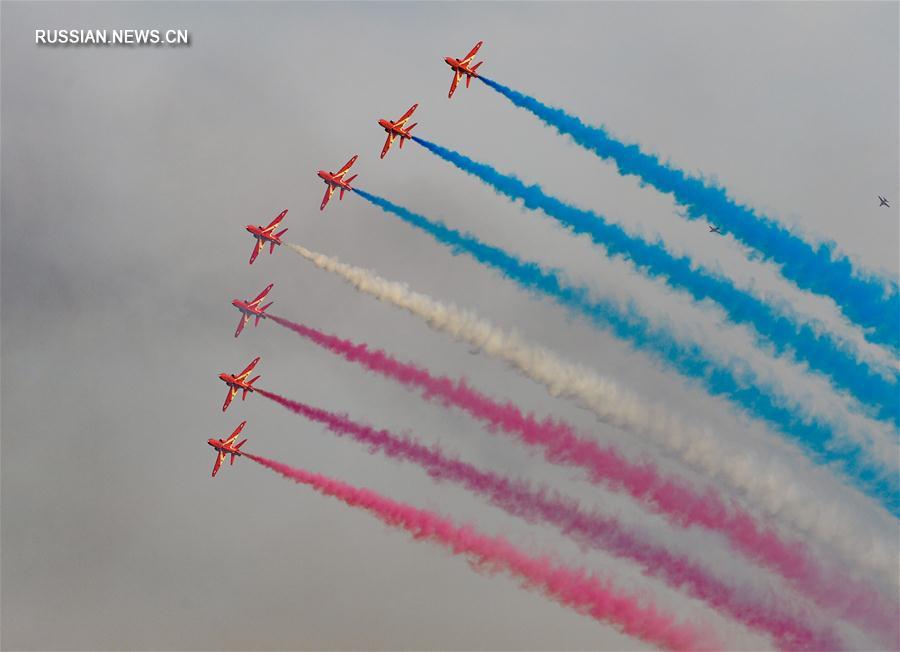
[266, 317, 895, 643]
[352, 189, 897, 515]
[412, 135, 898, 428]
[477, 75, 899, 351]
[245, 451, 722, 651]
[284, 241, 897, 583]
[256, 386, 841, 650]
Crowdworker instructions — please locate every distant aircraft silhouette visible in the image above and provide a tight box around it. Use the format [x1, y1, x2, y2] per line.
[708, 225, 722, 234]
[878, 195, 890, 207]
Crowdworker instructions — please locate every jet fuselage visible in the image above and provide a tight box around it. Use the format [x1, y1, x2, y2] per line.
[232, 299, 266, 319]
[445, 57, 479, 77]
[246, 224, 283, 245]
[219, 372, 254, 391]
[379, 118, 413, 138]
[318, 170, 353, 190]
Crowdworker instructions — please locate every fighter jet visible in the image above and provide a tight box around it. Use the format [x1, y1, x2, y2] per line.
[208, 421, 248, 477]
[708, 225, 722, 234]
[247, 209, 288, 264]
[445, 41, 483, 99]
[317, 155, 358, 210]
[879, 195, 890, 207]
[378, 104, 418, 158]
[219, 356, 261, 412]
[232, 283, 274, 338]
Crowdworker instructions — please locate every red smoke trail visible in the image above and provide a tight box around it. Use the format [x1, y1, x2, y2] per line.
[257, 387, 840, 651]
[245, 451, 721, 651]
[269, 314, 896, 642]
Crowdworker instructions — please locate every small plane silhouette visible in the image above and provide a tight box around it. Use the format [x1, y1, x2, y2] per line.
[878, 195, 890, 207]
[708, 225, 722, 234]
[445, 41, 484, 99]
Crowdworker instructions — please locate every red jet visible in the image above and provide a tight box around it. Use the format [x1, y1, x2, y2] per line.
[378, 104, 418, 158]
[247, 209, 288, 264]
[219, 356, 261, 412]
[317, 155, 358, 210]
[208, 421, 248, 477]
[232, 283, 274, 338]
[445, 41, 483, 99]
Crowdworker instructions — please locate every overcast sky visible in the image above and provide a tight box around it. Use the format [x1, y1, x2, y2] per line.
[2, 2, 897, 650]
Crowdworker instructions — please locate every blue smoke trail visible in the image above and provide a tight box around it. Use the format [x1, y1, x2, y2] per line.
[354, 187, 898, 515]
[412, 136, 899, 428]
[478, 75, 900, 353]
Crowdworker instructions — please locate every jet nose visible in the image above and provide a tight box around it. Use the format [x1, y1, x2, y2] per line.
[444, 56, 454, 66]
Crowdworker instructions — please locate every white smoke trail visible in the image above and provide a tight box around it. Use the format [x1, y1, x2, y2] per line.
[286, 242, 897, 584]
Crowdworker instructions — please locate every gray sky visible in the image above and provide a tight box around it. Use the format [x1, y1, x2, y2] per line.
[2, 2, 897, 650]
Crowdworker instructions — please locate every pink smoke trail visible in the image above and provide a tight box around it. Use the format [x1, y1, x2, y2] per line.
[269, 314, 896, 643]
[257, 387, 840, 651]
[245, 450, 721, 651]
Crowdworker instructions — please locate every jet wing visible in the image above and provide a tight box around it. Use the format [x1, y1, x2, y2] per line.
[223, 386, 239, 412]
[237, 357, 260, 380]
[335, 155, 358, 179]
[249, 238, 263, 265]
[449, 70, 462, 98]
[249, 284, 274, 307]
[235, 314, 250, 338]
[321, 185, 336, 211]
[395, 104, 418, 127]
[212, 450, 226, 477]
[223, 421, 246, 445]
[266, 209, 288, 230]
[460, 41, 483, 65]
[230, 421, 247, 440]
[381, 133, 395, 159]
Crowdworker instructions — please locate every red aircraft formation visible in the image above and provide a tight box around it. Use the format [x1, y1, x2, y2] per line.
[210, 41, 486, 477]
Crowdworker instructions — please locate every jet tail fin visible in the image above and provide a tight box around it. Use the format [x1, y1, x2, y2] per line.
[471, 61, 483, 73]
[243, 376, 261, 399]
[231, 439, 247, 463]
[255, 304, 272, 326]
[275, 228, 288, 239]
[235, 315, 248, 338]
[406, 123, 417, 132]
[340, 175, 358, 200]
